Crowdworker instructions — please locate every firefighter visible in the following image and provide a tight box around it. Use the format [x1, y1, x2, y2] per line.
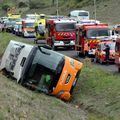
[104, 44, 110, 64]
[84, 41, 89, 57]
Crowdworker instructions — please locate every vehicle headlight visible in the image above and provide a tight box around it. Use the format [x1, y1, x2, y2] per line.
[57, 90, 64, 97]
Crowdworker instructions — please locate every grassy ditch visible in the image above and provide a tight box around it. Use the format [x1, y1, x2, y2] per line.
[72, 65, 120, 120]
[0, 74, 87, 120]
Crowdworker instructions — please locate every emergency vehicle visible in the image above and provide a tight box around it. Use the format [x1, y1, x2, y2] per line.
[46, 18, 76, 50]
[75, 23, 111, 56]
[26, 14, 39, 20]
[115, 38, 120, 72]
[5, 14, 21, 32]
[0, 40, 83, 101]
[34, 14, 46, 42]
[13, 21, 22, 36]
[70, 10, 89, 22]
[95, 41, 115, 64]
[22, 19, 35, 37]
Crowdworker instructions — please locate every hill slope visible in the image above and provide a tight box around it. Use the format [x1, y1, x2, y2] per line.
[0, 0, 120, 24]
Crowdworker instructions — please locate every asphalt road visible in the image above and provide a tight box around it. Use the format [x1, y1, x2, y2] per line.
[29, 38, 118, 73]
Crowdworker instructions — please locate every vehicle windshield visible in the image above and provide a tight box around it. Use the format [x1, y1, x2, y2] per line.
[79, 12, 88, 16]
[55, 23, 75, 32]
[25, 23, 34, 28]
[26, 47, 65, 93]
[87, 29, 110, 38]
[101, 43, 115, 50]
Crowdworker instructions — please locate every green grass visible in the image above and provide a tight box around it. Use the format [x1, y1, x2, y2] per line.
[0, 32, 34, 57]
[0, 33, 120, 119]
[0, 72, 86, 120]
[72, 66, 120, 120]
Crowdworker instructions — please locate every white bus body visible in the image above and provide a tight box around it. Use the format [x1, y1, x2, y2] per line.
[70, 10, 89, 22]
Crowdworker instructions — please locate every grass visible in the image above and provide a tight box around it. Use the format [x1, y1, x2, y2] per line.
[72, 66, 120, 120]
[0, 33, 120, 119]
[0, 32, 34, 57]
[0, 73, 87, 120]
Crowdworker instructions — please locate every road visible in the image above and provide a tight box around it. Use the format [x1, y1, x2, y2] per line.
[29, 39, 118, 73]
[58, 48, 118, 73]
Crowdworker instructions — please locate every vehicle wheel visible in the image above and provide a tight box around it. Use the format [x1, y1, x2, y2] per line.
[77, 51, 83, 57]
[118, 67, 120, 72]
[99, 59, 103, 64]
[94, 56, 98, 63]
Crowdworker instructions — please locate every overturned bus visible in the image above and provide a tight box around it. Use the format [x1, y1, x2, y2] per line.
[0, 41, 83, 101]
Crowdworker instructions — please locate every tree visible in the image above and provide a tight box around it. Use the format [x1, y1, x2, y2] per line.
[52, 0, 55, 6]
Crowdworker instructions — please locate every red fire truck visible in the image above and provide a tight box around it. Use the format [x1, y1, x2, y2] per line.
[46, 18, 76, 50]
[75, 23, 111, 56]
[115, 38, 120, 72]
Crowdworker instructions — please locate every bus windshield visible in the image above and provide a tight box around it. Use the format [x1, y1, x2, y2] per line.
[79, 12, 88, 16]
[87, 29, 110, 38]
[26, 47, 65, 93]
[55, 23, 75, 32]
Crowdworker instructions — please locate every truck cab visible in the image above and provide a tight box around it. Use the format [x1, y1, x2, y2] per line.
[115, 38, 120, 72]
[75, 23, 111, 56]
[22, 19, 35, 37]
[46, 19, 76, 50]
[0, 40, 83, 101]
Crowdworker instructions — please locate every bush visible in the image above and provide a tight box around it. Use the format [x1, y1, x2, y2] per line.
[2, 4, 10, 11]
[18, 2, 28, 8]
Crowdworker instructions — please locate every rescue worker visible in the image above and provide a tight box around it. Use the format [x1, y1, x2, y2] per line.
[84, 41, 89, 57]
[37, 22, 45, 36]
[104, 44, 110, 64]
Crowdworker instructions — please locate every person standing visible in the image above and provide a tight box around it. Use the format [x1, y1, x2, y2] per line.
[104, 44, 110, 64]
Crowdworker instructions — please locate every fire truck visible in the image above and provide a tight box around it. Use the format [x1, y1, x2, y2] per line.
[0, 40, 83, 101]
[75, 23, 111, 56]
[46, 18, 76, 50]
[22, 19, 35, 37]
[95, 41, 115, 64]
[115, 38, 120, 72]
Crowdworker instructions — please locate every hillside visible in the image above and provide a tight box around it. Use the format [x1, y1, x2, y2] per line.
[0, 33, 120, 120]
[0, 0, 120, 24]
[0, 74, 87, 120]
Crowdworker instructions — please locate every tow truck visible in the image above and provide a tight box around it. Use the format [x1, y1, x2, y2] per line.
[46, 18, 76, 50]
[115, 38, 120, 72]
[75, 23, 112, 56]
[0, 40, 83, 101]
